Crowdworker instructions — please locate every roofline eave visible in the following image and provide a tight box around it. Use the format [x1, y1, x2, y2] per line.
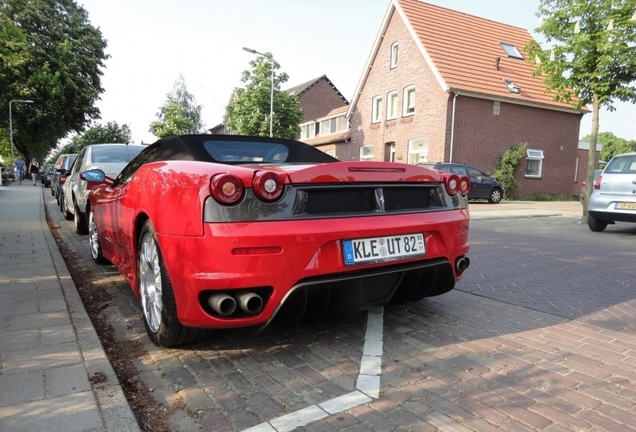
[446, 88, 587, 115]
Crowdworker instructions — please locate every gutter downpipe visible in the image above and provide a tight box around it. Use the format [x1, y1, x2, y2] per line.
[449, 91, 459, 163]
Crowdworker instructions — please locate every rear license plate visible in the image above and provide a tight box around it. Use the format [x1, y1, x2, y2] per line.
[343, 233, 425, 265]
[616, 202, 636, 210]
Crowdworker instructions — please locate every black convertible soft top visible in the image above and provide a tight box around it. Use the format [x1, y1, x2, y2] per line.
[144, 134, 338, 165]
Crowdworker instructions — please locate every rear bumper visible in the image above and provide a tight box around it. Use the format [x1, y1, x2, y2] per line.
[156, 210, 470, 329]
[588, 194, 636, 223]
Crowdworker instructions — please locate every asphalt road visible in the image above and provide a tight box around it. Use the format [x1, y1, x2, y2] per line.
[45, 193, 636, 432]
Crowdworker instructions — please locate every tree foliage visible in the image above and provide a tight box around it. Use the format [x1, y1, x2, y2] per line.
[225, 53, 303, 139]
[149, 75, 205, 138]
[581, 131, 636, 162]
[524, 0, 636, 218]
[0, 0, 109, 160]
[492, 142, 528, 197]
[48, 121, 131, 163]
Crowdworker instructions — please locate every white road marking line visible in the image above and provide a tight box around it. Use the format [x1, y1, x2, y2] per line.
[243, 307, 384, 431]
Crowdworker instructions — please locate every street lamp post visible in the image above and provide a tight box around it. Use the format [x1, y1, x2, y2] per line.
[9, 99, 34, 164]
[243, 47, 274, 137]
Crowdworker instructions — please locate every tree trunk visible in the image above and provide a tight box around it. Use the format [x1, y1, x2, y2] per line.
[581, 93, 600, 223]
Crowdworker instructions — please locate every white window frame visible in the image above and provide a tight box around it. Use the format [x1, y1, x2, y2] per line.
[300, 122, 314, 139]
[372, 95, 383, 123]
[387, 91, 398, 120]
[403, 86, 415, 116]
[500, 42, 524, 60]
[525, 149, 544, 178]
[360, 145, 374, 161]
[390, 42, 398, 68]
[407, 138, 428, 165]
[326, 149, 336, 157]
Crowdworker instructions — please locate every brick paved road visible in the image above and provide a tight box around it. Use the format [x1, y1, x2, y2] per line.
[46, 191, 636, 432]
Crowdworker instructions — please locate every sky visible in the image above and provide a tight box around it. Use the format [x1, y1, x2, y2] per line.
[76, 0, 636, 145]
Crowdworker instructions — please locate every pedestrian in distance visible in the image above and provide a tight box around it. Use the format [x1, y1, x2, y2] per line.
[14, 157, 26, 185]
[28, 158, 39, 186]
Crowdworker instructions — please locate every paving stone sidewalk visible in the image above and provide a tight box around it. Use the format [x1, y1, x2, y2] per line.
[0, 181, 139, 431]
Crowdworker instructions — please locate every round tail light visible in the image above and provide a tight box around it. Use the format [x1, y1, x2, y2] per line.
[253, 171, 284, 202]
[444, 174, 460, 195]
[458, 176, 471, 196]
[210, 173, 244, 204]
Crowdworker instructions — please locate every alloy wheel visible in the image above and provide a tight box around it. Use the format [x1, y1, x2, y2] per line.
[139, 233, 163, 334]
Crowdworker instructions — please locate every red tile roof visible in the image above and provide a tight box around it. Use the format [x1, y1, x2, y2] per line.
[351, 0, 584, 113]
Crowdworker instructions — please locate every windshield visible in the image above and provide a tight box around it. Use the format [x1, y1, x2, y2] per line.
[203, 140, 290, 163]
[91, 145, 145, 164]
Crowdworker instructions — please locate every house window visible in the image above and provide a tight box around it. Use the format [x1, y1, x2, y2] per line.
[319, 114, 348, 135]
[360, 145, 374, 161]
[390, 42, 398, 68]
[403, 86, 415, 116]
[300, 123, 314, 139]
[326, 149, 336, 157]
[407, 138, 428, 165]
[500, 42, 524, 60]
[525, 149, 544, 178]
[493, 101, 501, 115]
[372, 95, 383, 123]
[385, 142, 395, 162]
[387, 91, 398, 119]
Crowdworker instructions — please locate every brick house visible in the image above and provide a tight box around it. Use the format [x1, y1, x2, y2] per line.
[291, 76, 352, 160]
[347, 0, 589, 198]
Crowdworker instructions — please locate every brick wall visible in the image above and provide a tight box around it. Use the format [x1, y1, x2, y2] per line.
[298, 79, 349, 122]
[452, 96, 583, 198]
[350, 9, 449, 163]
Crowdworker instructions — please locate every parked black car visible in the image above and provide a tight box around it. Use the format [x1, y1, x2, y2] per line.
[424, 162, 505, 204]
[40, 164, 54, 187]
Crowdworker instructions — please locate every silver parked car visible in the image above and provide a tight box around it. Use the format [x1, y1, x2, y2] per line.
[587, 152, 636, 232]
[61, 143, 146, 233]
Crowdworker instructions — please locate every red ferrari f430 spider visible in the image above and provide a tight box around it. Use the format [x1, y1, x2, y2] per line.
[82, 135, 471, 346]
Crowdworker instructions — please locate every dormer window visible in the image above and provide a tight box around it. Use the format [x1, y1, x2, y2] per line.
[500, 42, 523, 60]
[390, 42, 398, 68]
[503, 79, 520, 94]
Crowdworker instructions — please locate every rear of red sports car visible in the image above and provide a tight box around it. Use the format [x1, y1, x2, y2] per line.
[87, 135, 471, 346]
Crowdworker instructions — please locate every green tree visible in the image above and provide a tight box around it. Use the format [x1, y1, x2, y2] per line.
[149, 75, 204, 138]
[492, 142, 527, 197]
[48, 121, 131, 163]
[581, 131, 636, 162]
[524, 0, 636, 219]
[0, 0, 109, 160]
[225, 53, 303, 139]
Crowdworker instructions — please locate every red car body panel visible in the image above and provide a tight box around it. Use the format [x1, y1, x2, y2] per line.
[87, 135, 471, 334]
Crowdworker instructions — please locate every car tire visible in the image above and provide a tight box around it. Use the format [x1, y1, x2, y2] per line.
[88, 207, 108, 264]
[488, 188, 503, 204]
[60, 194, 73, 220]
[138, 220, 213, 347]
[587, 213, 608, 232]
[73, 200, 88, 235]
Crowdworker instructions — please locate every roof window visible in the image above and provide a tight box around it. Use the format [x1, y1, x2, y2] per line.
[503, 79, 520, 94]
[500, 42, 524, 60]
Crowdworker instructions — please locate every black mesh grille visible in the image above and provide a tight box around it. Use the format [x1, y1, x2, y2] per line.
[293, 185, 443, 216]
[384, 187, 431, 211]
[305, 188, 376, 214]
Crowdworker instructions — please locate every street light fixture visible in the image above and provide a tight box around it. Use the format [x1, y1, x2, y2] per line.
[243, 47, 274, 137]
[9, 99, 34, 165]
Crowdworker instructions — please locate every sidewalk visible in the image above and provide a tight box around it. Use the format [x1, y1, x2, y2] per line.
[0, 181, 139, 432]
[469, 199, 583, 220]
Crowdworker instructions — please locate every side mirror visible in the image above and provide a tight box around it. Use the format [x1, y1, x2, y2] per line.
[80, 169, 105, 182]
[54, 169, 65, 175]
